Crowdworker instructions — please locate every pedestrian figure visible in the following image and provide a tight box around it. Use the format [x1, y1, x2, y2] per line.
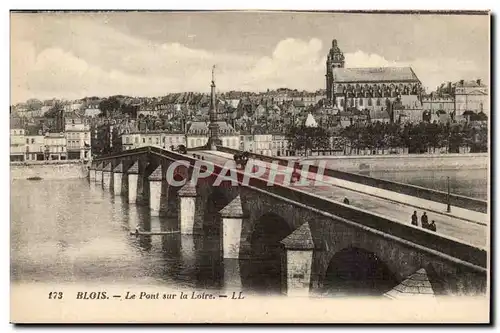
[429, 220, 437, 232]
[343, 197, 350, 205]
[421, 212, 429, 229]
[411, 211, 418, 226]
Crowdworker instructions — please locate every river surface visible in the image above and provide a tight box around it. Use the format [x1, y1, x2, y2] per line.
[10, 168, 488, 294]
[366, 168, 488, 200]
[10, 179, 281, 295]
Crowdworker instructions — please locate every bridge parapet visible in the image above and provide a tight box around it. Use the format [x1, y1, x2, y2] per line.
[215, 146, 487, 214]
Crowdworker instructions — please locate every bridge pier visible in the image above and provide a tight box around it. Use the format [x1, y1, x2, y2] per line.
[89, 164, 96, 181]
[148, 165, 168, 217]
[219, 195, 245, 259]
[112, 163, 123, 196]
[95, 163, 103, 185]
[280, 223, 314, 297]
[222, 259, 243, 293]
[102, 162, 112, 191]
[136, 160, 150, 205]
[127, 161, 139, 204]
[178, 183, 197, 234]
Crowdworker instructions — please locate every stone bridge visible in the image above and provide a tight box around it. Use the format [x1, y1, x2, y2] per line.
[90, 146, 488, 298]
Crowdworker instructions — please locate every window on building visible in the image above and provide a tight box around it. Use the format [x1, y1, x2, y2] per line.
[376, 98, 381, 106]
[126, 137, 130, 144]
[156, 138, 159, 144]
[26, 138, 29, 144]
[135, 137, 139, 144]
[142, 138, 146, 143]
[359, 98, 363, 106]
[162, 137, 166, 143]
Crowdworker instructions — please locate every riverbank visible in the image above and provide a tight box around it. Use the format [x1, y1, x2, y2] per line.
[297, 153, 488, 172]
[10, 161, 89, 180]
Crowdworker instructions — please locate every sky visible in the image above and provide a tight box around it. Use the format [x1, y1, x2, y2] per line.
[10, 11, 490, 104]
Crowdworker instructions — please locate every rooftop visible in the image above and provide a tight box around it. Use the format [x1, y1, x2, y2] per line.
[332, 67, 420, 83]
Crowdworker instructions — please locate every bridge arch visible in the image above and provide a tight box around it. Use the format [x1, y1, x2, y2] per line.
[240, 212, 294, 294]
[250, 212, 293, 258]
[322, 246, 398, 297]
[203, 187, 232, 234]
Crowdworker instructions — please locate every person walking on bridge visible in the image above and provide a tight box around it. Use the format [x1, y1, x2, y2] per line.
[428, 220, 437, 232]
[411, 211, 418, 226]
[421, 212, 429, 229]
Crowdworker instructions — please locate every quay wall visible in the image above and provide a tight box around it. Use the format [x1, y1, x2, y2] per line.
[10, 161, 89, 180]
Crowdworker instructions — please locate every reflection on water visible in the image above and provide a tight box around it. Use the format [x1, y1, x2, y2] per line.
[10, 179, 283, 295]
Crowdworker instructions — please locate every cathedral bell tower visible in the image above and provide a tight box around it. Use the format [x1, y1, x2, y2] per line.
[326, 39, 345, 103]
[207, 65, 221, 150]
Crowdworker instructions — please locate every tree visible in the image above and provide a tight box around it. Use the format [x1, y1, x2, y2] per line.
[45, 101, 64, 118]
[98, 97, 121, 117]
[26, 98, 43, 111]
[286, 125, 330, 156]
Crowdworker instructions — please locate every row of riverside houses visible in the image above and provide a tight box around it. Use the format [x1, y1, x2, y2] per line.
[120, 120, 293, 157]
[9, 114, 91, 162]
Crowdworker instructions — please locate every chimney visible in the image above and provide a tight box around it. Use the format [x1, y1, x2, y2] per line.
[476, 79, 481, 86]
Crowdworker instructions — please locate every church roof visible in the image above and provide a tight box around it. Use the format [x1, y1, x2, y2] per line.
[332, 67, 420, 83]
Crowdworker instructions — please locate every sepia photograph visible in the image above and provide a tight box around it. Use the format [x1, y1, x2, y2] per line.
[9, 9, 491, 323]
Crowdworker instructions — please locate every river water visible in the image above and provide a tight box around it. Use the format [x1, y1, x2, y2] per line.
[10, 168, 487, 294]
[367, 168, 488, 200]
[10, 179, 281, 294]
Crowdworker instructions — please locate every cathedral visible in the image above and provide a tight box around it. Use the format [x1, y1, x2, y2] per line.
[325, 39, 423, 113]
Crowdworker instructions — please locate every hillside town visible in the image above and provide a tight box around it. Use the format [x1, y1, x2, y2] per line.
[9, 40, 488, 162]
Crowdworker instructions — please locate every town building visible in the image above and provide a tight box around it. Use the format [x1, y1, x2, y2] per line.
[121, 131, 186, 150]
[186, 121, 239, 149]
[10, 118, 26, 161]
[64, 102, 83, 113]
[254, 134, 273, 156]
[272, 133, 290, 157]
[64, 117, 91, 160]
[44, 133, 67, 160]
[421, 95, 455, 114]
[24, 127, 45, 161]
[84, 103, 102, 118]
[239, 132, 254, 152]
[454, 79, 488, 120]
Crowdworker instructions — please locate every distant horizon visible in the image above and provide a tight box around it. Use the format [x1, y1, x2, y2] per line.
[11, 11, 489, 104]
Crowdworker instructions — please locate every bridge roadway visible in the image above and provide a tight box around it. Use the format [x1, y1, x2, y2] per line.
[196, 150, 488, 249]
